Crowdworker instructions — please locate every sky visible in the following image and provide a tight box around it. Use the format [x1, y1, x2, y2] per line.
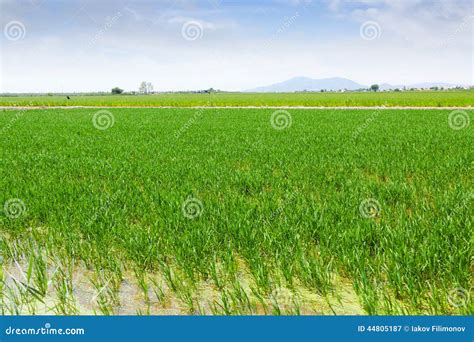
[0, 0, 472, 93]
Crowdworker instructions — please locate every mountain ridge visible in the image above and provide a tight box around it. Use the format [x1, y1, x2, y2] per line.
[246, 77, 464, 92]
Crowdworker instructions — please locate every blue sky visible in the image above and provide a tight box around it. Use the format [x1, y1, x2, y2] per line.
[0, 0, 472, 92]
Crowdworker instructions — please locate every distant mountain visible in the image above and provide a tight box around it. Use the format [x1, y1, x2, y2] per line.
[380, 82, 461, 90]
[410, 82, 461, 89]
[246, 77, 464, 92]
[246, 77, 366, 92]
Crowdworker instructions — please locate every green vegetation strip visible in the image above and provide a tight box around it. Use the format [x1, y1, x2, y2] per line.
[0, 91, 473, 107]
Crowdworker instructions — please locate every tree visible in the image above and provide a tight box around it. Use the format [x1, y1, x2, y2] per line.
[146, 82, 154, 94]
[139, 81, 154, 94]
[370, 84, 379, 92]
[139, 81, 147, 94]
[111, 87, 124, 94]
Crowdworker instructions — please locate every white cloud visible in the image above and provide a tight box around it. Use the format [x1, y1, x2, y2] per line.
[0, 0, 472, 92]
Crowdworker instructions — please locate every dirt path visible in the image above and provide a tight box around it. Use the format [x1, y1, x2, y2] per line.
[1, 105, 473, 110]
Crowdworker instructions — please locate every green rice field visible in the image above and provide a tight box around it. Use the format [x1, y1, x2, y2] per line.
[0, 106, 472, 315]
[0, 90, 473, 108]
